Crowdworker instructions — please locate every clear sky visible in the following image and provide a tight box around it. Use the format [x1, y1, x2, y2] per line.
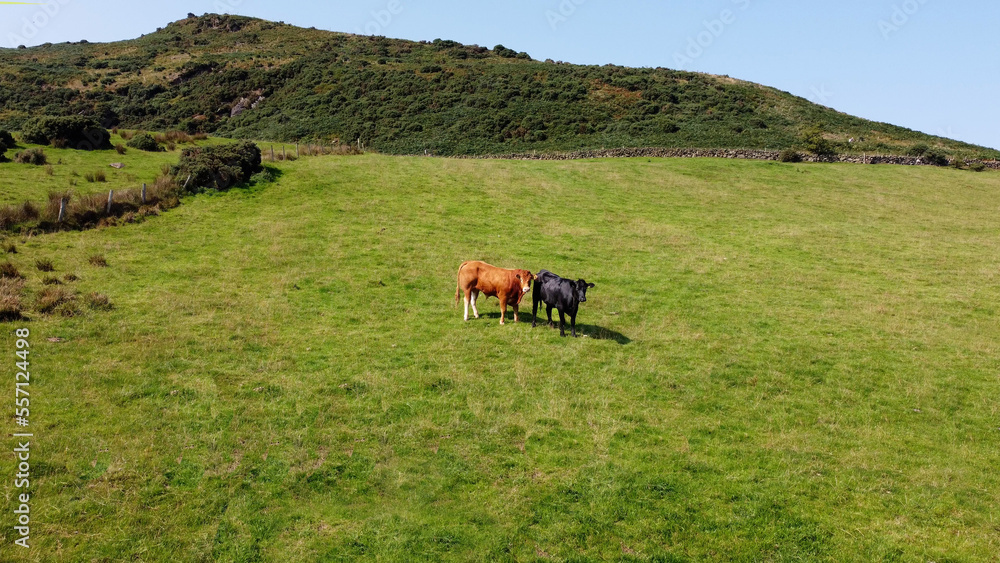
[2, 0, 997, 150]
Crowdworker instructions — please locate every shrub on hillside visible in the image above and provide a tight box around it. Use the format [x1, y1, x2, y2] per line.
[969, 162, 986, 172]
[14, 148, 47, 165]
[127, 132, 162, 152]
[172, 141, 263, 192]
[802, 126, 837, 158]
[20, 116, 112, 150]
[778, 149, 802, 163]
[0, 130, 13, 160]
[907, 143, 930, 157]
[922, 148, 949, 166]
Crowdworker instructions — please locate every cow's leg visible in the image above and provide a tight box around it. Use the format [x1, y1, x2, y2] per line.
[570, 311, 577, 338]
[546, 305, 554, 328]
[463, 290, 470, 321]
[470, 289, 480, 319]
[532, 297, 539, 327]
[513, 302, 520, 323]
[558, 309, 567, 337]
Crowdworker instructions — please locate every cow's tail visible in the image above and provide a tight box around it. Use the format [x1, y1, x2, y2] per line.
[455, 261, 469, 306]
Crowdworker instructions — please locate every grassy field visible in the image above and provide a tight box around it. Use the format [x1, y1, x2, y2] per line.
[1, 151, 999, 561]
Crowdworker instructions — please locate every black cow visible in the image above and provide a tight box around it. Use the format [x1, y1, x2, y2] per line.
[531, 269, 595, 337]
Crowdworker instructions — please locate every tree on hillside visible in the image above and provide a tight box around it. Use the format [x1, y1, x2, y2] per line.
[803, 126, 837, 158]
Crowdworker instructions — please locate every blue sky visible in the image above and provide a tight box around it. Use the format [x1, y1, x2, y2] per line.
[2, 0, 997, 149]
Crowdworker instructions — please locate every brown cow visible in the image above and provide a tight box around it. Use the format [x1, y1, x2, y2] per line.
[455, 261, 536, 324]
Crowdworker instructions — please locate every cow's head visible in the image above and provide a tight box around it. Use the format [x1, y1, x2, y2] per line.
[512, 270, 535, 299]
[573, 279, 595, 303]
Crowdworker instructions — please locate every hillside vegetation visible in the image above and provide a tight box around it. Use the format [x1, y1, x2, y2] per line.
[1, 148, 999, 560]
[0, 13, 996, 158]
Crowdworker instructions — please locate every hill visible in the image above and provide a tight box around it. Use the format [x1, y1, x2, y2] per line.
[1, 150, 999, 560]
[0, 13, 996, 158]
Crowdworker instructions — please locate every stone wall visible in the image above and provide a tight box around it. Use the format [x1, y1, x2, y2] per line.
[450, 147, 1000, 169]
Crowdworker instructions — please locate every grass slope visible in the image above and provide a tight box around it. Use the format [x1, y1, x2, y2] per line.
[0, 133, 219, 206]
[1, 154, 999, 561]
[1, 13, 996, 158]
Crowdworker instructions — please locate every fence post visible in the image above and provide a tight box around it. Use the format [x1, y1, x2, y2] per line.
[141, 183, 147, 204]
[57, 198, 66, 223]
[296, 143, 299, 158]
[270, 145, 275, 161]
[282, 145, 286, 160]
[106, 190, 114, 214]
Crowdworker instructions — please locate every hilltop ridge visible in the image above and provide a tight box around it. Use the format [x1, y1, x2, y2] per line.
[0, 13, 994, 158]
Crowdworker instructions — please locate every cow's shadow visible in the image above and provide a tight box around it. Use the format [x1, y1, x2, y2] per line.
[470, 311, 631, 345]
[526, 316, 632, 345]
[575, 324, 631, 345]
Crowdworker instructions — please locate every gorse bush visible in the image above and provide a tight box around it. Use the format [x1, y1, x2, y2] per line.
[172, 141, 262, 192]
[127, 132, 163, 152]
[20, 116, 112, 150]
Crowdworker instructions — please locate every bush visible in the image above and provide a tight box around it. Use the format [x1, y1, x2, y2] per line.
[778, 149, 802, 163]
[35, 259, 54, 272]
[922, 148, 949, 166]
[0, 139, 6, 162]
[802, 126, 837, 158]
[126, 132, 162, 152]
[969, 162, 986, 172]
[20, 116, 112, 150]
[14, 148, 47, 165]
[907, 143, 930, 157]
[0, 130, 14, 148]
[114, 143, 127, 155]
[172, 141, 263, 192]
[88, 254, 108, 267]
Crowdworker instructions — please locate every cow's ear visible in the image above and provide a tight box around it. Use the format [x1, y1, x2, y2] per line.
[587, 283, 595, 288]
[531, 273, 538, 281]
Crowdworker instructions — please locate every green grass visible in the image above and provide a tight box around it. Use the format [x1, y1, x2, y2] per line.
[1, 152, 999, 561]
[0, 134, 296, 207]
